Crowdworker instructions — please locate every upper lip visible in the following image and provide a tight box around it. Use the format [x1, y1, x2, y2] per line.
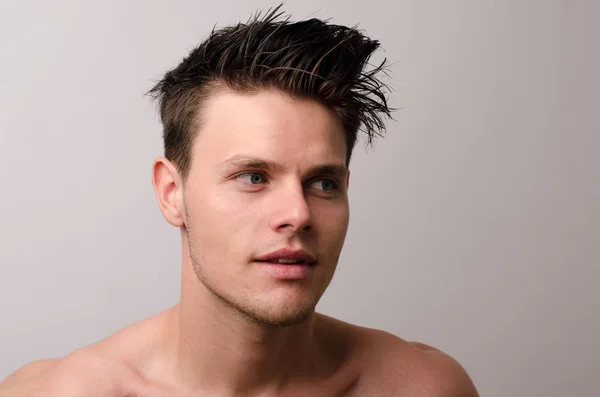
[255, 248, 317, 264]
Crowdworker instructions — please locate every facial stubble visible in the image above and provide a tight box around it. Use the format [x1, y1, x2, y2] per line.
[183, 203, 320, 328]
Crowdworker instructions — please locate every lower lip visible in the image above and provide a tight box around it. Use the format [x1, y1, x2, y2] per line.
[255, 261, 314, 280]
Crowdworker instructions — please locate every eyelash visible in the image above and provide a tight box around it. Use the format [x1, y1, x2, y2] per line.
[235, 171, 340, 191]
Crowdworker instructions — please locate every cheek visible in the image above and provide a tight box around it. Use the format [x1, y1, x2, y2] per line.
[190, 184, 247, 221]
[185, 194, 257, 279]
[187, 188, 262, 249]
[313, 201, 349, 242]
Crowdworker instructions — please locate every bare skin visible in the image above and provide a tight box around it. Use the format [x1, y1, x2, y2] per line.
[1, 89, 478, 396]
[0, 309, 477, 396]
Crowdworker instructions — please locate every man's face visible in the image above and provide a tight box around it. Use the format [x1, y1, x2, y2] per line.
[181, 88, 350, 327]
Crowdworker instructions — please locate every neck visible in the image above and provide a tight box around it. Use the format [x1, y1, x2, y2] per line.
[166, 260, 320, 395]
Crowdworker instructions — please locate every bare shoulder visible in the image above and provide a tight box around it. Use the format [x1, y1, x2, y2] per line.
[332, 320, 479, 397]
[0, 350, 95, 396]
[402, 340, 479, 397]
[0, 358, 60, 391]
[0, 347, 164, 397]
[0, 309, 172, 397]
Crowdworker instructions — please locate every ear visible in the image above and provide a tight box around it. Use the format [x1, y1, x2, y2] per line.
[152, 157, 185, 227]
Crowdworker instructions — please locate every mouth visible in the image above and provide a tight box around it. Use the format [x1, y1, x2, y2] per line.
[254, 248, 317, 280]
[254, 248, 317, 265]
[254, 261, 314, 280]
[255, 259, 314, 265]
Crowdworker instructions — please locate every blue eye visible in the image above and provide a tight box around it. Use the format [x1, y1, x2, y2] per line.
[237, 172, 266, 185]
[312, 178, 338, 192]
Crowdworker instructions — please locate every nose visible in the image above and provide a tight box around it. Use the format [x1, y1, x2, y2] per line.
[269, 183, 312, 233]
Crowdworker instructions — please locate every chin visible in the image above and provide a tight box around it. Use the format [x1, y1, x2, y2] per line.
[229, 293, 319, 328]
[245, 305, 315, 328]
[197, 268, 322, 327]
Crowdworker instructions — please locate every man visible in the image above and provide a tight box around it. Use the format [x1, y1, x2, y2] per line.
[1, 7, 479, 397]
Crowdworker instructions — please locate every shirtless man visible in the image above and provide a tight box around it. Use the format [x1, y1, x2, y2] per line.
[1, 7, 479, 397]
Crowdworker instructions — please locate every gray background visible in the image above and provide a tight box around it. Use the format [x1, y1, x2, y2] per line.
[1, 0, 598, 396]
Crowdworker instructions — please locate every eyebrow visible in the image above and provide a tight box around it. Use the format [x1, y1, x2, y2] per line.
[218, 155, 349, 177]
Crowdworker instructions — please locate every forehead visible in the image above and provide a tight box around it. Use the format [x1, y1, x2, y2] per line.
[191, 88, 347, 166]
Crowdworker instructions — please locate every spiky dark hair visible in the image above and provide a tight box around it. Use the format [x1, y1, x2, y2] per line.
[148, 5, 393, 180]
